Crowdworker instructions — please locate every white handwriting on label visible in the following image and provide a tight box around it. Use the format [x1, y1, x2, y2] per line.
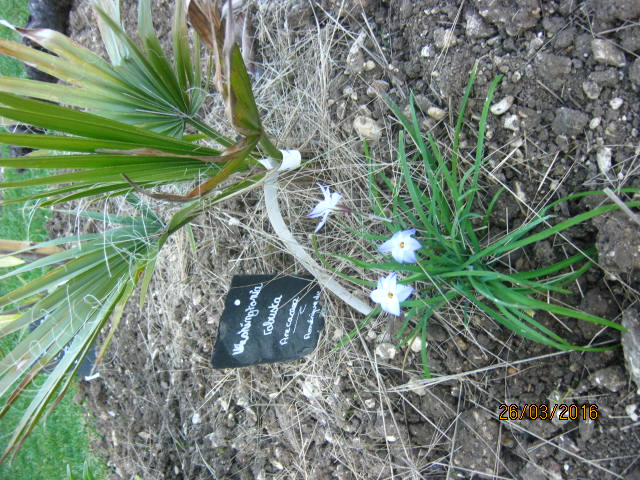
[262, 294, 282, 336]
[279, 297, 300, 346]
[304, 290, 321, 340]
[232, 284, 263, 356]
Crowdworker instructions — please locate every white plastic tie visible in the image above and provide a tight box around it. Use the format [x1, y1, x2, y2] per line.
[278, 149, 302, 171]
[257, 157, 278, 170]
[258, 149, 302, 172]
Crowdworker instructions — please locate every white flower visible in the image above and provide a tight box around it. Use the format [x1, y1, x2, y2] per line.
[369, 273, 413, 316]
[378, 229, 421, 263]
[307, 184, 343, 232]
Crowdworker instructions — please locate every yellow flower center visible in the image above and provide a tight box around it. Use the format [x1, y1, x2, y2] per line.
[399, 242, 405, 248]
[388, 292, 395, 298]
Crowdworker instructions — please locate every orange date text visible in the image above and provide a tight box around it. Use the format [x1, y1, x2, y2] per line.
[498, 403, 599, 421]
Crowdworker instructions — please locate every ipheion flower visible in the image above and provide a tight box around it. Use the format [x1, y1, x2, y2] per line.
[370, 272, 413, 316]
[378, 229, 421, 263]
[307, 184, 343, 232]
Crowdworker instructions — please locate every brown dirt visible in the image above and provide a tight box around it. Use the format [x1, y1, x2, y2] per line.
[64, 1, 640, 479]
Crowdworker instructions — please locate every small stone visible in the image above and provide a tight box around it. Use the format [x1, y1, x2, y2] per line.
[420, 45, 433, 58]
[408, 337, 423, 353]
[346, 33, 366, 75]
[596, 211, 640, 274]
[515, 181, 527, 202]
[590, 0, 640, 22]
[479, 2, 539, 37]
[490, 95, 514, 115]
[429, 324, 447, 342]
[596, 147, 612, 175]
[591, 39, 626, 67]
[433, 27, 457, 49]
[589, 68, 619, 87]
[582, 80, 601, 100]
[589, 117, 601, 129]
[579, 418, 595, 442]
[191, 412, 201, 424]
[605, 121, 621, 140]
[537, 53, 572, 80]
[590, 365, 626, 392]
[621, 26, 640, 52]
[503, 114, 519, 131]
[413, 94, 430, 113]
[364, 398, 376, 409]
[528, 35, 545, 56]
[353, 116, 382, 142]
[519, 462, 548, 480]
[626, 404, 639, 422]
[465, 11, 495, 38]
[630, 58, 640, 86]
[609, 97, 624, 110]
[357, 105, 372, 118]
[427, 106, 446, 121]
[270, 458, 284, 470]
[405, 376, 427, 396]
[366, 79, 389, 98]
[622, 308, 640, 393]
[374, 342, 396, 360]
[551, 107, 589, 136]
[343, 86, 358, 101]
[363, 60, 375, 71]
[554, 26, 576, 49]
[555, 135, 570, 152]
[301, 378, 323, 399]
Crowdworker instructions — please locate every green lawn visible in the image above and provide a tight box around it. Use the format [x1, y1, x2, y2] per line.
[0, 1, 108, 478]
[0, 0, 29, 80]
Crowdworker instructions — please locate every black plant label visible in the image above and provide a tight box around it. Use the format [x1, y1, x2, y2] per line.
[211, 275, 324, 368]
[29, 317, 97, 380]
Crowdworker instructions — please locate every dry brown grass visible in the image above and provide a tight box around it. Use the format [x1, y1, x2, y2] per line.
[69, 1, 640, 479]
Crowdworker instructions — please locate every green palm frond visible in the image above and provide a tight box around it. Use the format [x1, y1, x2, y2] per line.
[0, 0, 202, 136]
[0, 91, 225, 205]
[0, 195, 162, 463]
[0, 0, 291, 463]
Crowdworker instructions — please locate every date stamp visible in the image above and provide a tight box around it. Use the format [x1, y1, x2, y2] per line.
[498, 403, 600, 421]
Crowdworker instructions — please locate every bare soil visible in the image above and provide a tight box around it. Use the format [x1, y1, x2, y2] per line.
[64, 1, 640, 479]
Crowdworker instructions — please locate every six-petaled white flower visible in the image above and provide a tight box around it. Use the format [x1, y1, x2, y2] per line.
[378, 229, 421, 263]
[306, 184, 420, 314]
[307, 184, 343, 232]
[369, 272, 413, 316]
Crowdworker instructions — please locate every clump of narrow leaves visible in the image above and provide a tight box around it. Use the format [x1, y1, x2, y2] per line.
[324, 68, 639, 377]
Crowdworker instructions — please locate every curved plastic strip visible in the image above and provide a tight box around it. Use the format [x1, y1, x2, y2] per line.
[263, 151, 372, 315]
